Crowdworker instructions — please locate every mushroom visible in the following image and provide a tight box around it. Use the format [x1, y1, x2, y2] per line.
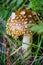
[6, 9, 37, 57]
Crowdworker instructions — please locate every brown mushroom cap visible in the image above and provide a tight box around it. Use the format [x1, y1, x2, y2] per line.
[6, 9, 37, 38]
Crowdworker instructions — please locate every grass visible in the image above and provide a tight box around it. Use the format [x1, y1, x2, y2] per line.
[0, 0, 43, 65]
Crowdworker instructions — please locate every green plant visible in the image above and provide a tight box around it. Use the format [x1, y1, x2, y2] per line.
[0, 0, 43, 65]
[29, 0, 43, 16]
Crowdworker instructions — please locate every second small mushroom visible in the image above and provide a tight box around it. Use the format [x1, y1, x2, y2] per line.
[6, 9, 37, 57]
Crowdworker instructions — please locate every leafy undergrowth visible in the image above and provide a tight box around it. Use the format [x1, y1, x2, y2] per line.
[0, 0, 43, 65]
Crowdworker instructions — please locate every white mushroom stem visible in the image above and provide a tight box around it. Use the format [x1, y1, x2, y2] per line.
[22, 34, 32, 57]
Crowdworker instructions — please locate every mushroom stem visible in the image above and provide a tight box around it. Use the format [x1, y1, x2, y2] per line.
[22, 34, 32, 57]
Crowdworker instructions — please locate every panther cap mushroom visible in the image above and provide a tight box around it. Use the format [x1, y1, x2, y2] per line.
[6, 9, 37, 57]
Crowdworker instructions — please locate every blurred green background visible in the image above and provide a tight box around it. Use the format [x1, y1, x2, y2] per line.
[0, 0, 43, 65]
